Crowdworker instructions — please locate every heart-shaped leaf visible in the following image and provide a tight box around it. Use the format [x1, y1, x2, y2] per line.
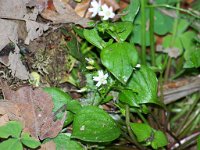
[0, 139, 22, 150]
[72, 106, 121, 142]
[101, 42, 138, 84]
[127, 66, 163, 106]
[21, 133, 41, 149]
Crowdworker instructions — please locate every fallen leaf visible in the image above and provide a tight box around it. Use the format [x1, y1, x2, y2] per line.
[24, 20, 49, 45]
[0, 19, 18, 51]
[0, 114, 9, 126]
[39, 141, 56, 150]
[8, 45, 30, 80]
[41, 0, 90, 27]
[0, 0, 26, 19]
[2, 85, 66, 140]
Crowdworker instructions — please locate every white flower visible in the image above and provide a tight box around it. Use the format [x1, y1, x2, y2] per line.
[98, 4, 115, 20]
[136, 64, 141, 68]
[93, 70, 108, 87]
[88, 0, 101, 17]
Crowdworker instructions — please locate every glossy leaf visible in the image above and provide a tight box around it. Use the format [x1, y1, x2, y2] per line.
[0, 121, 22, 138]
[151, 131, 168, 149]
[127, 66, 163, 106]
[107, 22, 133, 42]
[121, 0, 140, 22]
[83, 28, 106, 49]
[21, 133, 41, 149]
[52, 133, 83, 150]
[72, 106, 121, 142]
[0, 139, 23, 150]
[119, 90, 139, 107]
[130, 123, 152, 142]
[184, 48, 200, 68]
[101, 42, 138, 84]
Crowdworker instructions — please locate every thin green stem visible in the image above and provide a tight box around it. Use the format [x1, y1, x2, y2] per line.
[125, 105, 144, 150]
[149, 7, 155, 66]
[147, 4, 200, 19]
[164, 2, 180, 82]
[141, 0, 147, 65]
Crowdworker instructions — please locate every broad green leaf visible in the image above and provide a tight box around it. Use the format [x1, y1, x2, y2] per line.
[72, 106, 121, 142]
[121, 0, 140, 22]
[154, 10, 174, 35]
[177, 19, 190, 36]
[21, 133, 41, 149]
[162, 35, 183, 55]
[130, 123, 152, 142]
[180, 31, 196, 50]
[83, 28, 106, 49]
[43, 87, 71, 112]
[0, 121, 22, 138]
[119, 90, 139, 107]
[107, 22, 133, 42]
[127, 66, 163, 106]
[64, 111, 74, 126]
[101, 42, 138, 84]
[130, 25, 151, 46]
[43, 87, 82, 114]
[184, 48, 200, 68]
[52, 133, 83, 150]
[151, 131, 168, 149]
[0, 138, 23, 150]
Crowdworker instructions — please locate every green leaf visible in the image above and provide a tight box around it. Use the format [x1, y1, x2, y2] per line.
[154, 10, 174, 35]
[130, 123, 152, 142]
[184, 48, 200, 68]
[177, 19, 190, 36]
[151, 131, 168, 149]
[0, 121, 22, 138]
[130, 25, 151, 46]
[21, 133, 41, 149]
[121, 0, 140, 22]
[107, 22, 133, 42]
[52, 133, 83, 150]
[127, 66, 163, 106]
[119, 90, 139, 107]
[101, 42, 138, 84]
[197, 135, 200, 150]
[43, 87, 71, 112]
[0, 138, 23, 150]
[180, 31, 196, 50]
[72, 106, 121, 142]
[83, 28, 107, 49]
[61, 29, 84, 62]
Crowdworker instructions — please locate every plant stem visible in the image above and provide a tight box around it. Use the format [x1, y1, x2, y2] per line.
[125, 105, 144, 150]
[141, 0, 147, 65]
[147, 4, 200, 19]
[176, 94, 200, 136]
[149, 7, 155, 66]
[164, 2, 180, 83]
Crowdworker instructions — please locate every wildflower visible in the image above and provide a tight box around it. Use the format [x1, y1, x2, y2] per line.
[88, 0, 101, 17]
[98, 4, 115, 20]
[136, 64, 141, 68]
[93, 70, 108, 87]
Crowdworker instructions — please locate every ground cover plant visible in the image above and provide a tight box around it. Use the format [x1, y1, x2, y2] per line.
[0, 0, 199, 149]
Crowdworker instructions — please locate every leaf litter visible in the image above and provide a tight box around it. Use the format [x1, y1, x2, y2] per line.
[0, 83, 66, 140]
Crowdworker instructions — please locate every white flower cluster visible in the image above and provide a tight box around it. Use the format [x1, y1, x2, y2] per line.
[88, 0, 115, 20]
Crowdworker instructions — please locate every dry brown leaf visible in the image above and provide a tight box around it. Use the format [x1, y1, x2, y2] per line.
[0, 114, 9, 126]
[2, 85, 66, 140]
[0, 19, 18, 51]
[0, 0, 26, 19]
[39, 141, 56, 150]
[8, 45, 30, 80]
[41, 0, 90, 27]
